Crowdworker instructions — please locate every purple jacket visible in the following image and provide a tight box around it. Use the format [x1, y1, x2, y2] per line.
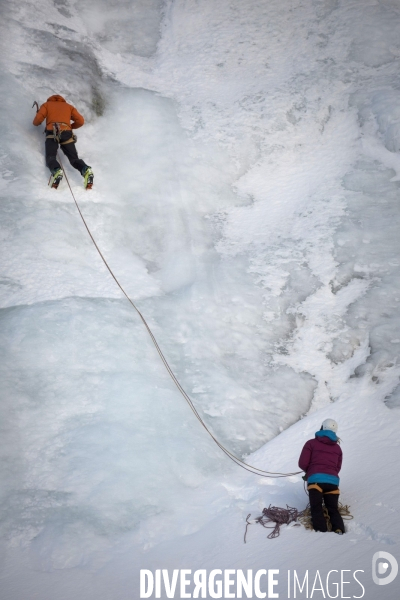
[298, 432, 342, 480]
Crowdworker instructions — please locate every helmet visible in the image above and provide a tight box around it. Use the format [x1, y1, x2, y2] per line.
[321, 418, 338, 433]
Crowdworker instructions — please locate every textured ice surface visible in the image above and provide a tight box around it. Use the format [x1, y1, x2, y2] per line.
[1, 0, 400, 598]
[79, 0, 164, 57]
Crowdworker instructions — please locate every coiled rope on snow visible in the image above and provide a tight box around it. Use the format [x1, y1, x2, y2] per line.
[244, 502, 353, 542]
[56, 151, 301, 479]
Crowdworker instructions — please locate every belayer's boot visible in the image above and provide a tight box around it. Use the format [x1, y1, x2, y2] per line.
[49, 168, 63, 189]
[82, 167, 94, 190]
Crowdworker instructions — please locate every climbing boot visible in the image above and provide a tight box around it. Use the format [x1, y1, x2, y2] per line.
[49, 168, 63, 189]
[83, 167, 94, 190]
[335, 529, 343, 535]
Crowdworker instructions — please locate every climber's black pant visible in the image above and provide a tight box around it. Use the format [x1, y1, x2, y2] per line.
[308, 483, 345, 533]
[45, 130, 88, 174]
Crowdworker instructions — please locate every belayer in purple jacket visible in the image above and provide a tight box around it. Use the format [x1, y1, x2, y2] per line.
[299, 419, 345, 534]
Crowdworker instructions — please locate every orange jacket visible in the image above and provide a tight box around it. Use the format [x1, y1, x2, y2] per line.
[33, 95, 84, 130]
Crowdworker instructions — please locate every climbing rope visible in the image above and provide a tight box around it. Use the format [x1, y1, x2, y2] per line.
[298, 502, 353, 532]
[244, 502, 353, 541]
[55, 151, 301, 479]
[244, 505, 306, 542]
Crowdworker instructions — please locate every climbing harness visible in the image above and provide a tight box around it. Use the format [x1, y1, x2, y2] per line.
[47, 123, 77, 145]
[33, 100, 302, 480]
[307, 483, 340, 494]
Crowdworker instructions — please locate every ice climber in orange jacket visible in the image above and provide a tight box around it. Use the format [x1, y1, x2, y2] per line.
[33, 95, 93, 189]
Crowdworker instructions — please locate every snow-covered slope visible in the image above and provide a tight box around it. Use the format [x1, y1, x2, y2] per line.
[1, 0, 400, 598]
